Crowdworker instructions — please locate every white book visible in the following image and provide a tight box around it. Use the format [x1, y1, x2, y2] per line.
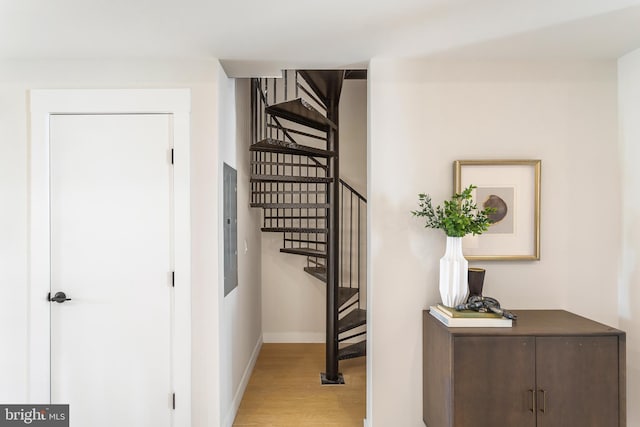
[429, 305, 512, 328]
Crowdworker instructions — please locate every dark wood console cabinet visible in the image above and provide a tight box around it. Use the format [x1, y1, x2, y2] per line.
[423, 310, 626, 427]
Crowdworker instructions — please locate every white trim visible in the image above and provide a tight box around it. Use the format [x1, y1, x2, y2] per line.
[28, 89, 191, 427]
[171, 104, 192, 427]
[365, 73, 373, 427]
[30, 89, 190, 114]
[223, 336, 263, 427]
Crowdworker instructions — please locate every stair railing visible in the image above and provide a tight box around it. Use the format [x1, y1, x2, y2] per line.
[252, 77, 298, 145]
[251, 72, 331, 256]
[250, 70, 367, 380]
[252, 71, 329, 147]
[338, 179, 367, 313]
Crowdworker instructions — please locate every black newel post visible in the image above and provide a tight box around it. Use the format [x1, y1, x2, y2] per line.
[323, 88, 342, 384]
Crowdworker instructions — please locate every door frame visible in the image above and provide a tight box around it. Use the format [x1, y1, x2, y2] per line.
[28, 89, 191, 426]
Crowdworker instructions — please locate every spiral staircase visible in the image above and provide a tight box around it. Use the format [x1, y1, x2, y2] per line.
[250, 70, 366, 384]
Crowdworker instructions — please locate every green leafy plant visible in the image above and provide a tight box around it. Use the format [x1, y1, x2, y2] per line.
[411, 185, 495, 237]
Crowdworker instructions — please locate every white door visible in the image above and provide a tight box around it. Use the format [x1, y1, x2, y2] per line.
[49, 114, 173, 427]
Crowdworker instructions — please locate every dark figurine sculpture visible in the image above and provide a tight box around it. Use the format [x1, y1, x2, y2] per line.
[455, 295, 518, 320]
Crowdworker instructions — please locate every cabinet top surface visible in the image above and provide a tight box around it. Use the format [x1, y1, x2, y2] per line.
[425, 309, 625, 336]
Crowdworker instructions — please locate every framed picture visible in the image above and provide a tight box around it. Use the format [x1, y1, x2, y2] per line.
[454, 160, 541, 261]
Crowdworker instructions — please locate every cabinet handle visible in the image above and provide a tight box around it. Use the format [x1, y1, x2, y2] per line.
[528, 389, 536, 413]
[538, 389, 547, 413]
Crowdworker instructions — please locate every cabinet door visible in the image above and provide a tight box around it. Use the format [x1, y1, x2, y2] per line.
[536, 336, 619, 427]
[454, 336, 536, 427]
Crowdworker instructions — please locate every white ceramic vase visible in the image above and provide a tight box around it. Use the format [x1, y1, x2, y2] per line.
[439, 236, 469, 307]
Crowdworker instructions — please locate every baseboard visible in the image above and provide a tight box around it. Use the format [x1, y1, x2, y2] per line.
[223, 335, 263, 427]
[263, 332, 325, 343]
[363, 418, 369, 427]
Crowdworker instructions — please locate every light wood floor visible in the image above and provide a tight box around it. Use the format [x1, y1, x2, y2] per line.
[233, 343, 366, 427]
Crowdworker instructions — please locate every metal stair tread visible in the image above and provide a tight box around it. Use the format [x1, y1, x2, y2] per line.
[298, 70, 345, 106]
[280, 247, 327, 258]
[339, 287, 359, 307]
[270, 215, 326, 220]
[285, 237, 327, 243]
[338, 340, 366, 360]
[265, 99, 337, 131]
[338, 308, 367, 334]
[302, 267, 359, 306]
[262, 227, 328, 233]
[250, 174, 332, 184]
[303, 266, 327, 282]
[344, 70, 367, 80]
[251, 138, 335, 158]
[250, 202, 330, 209]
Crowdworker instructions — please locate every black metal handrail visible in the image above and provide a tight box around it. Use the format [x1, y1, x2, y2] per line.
[339, 179, 366, 202]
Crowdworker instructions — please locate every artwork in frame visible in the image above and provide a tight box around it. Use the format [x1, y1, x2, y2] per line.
[454, 160, 541, 261]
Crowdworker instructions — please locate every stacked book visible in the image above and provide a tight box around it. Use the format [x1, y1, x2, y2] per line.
[429, 304, 512, 327]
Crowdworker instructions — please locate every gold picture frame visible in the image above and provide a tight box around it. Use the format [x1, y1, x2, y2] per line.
[454, 160, 541, 261]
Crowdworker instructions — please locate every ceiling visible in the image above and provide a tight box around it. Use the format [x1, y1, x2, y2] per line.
[1, 0, 639, 76]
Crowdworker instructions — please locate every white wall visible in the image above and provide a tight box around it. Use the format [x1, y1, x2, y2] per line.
[0, 59, 260, 427]
[367, 58, 620, 426]
[340, 79, 368, 196]
[618, 48, 640, 427]
[261, 78, 368, 342]
[218, 77, 263, 426]
[0, 66, 29, 404]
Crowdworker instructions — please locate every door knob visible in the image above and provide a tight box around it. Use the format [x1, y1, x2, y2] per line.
[48, 291, 72, 303]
